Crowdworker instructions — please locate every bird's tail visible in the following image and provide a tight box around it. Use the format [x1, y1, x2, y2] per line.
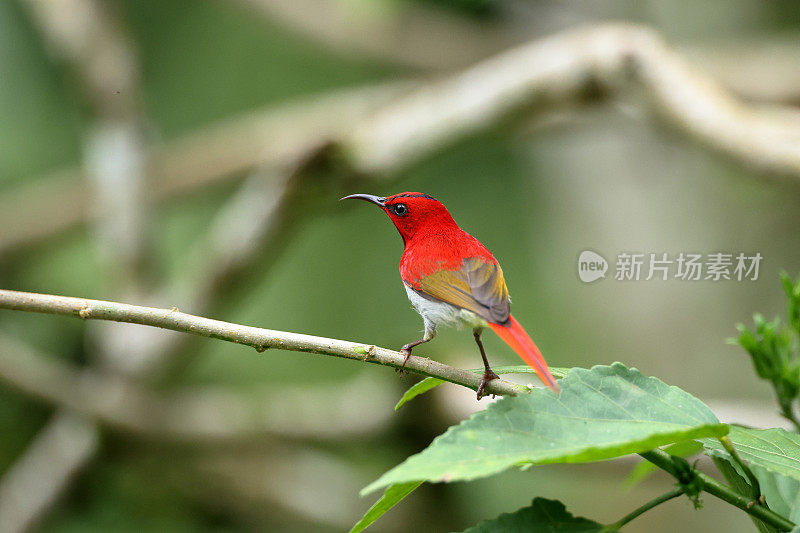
[489, 316, 559, 392]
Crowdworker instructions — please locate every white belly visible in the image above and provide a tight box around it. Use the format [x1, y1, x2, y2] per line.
[404, 284, 487, 333]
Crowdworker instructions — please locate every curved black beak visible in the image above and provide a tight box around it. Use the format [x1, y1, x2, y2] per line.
[340, 193, 385, 206]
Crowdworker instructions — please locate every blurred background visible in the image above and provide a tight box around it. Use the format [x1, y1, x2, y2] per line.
[1, 0, 800, 531]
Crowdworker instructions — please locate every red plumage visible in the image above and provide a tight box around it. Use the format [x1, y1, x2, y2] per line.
[400, 230, 497, 289]
[342, 191, 560, 397]
[489, 318, 558, 390]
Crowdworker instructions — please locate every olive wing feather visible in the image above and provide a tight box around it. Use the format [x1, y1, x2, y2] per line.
[415, 257, 510, 324]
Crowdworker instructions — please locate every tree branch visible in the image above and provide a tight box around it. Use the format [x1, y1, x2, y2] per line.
[231, 0, 525, 71]
[237, 0, 800, 104]
[343, 23, 800, 180]
[0, 82, 411, 254]
[640, 449, 795, 531]
[149, 163, 307, 381]
[0, 290, 530, 397]
[604, 486, 686, 531]
[0, 412, 99, 533]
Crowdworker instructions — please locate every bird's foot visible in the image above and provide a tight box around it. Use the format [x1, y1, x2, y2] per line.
[476, 369, 500, 400]
[396, 346, 412, 375]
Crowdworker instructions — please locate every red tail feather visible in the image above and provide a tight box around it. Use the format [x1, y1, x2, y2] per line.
[489, 316, 559, 392]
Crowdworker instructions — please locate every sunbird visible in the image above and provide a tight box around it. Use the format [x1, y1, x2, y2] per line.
[341, 192, 559, 398]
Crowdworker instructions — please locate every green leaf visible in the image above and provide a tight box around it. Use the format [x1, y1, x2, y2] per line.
[460, 497, 606, 533]
[395, 377, 446, 410]
[365, 363, 728, 494]
[755, 465, 800, 525]
[712, 456, 777, 533]
[625, 440, 703, 488]
[394, 366, 571, 410]
[703, 427, 800, 483]
[349, 481, 423, 533]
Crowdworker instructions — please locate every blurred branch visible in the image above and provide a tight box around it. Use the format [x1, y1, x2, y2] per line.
[174, 168, 294, 310]
[101, 141, 331, 378]
[0, 412, 99, 533]
[22, 0, 140, 118]
[22, 0, 150, 284]
[0, 335, 393, 441]
[0, 290, 530, 397]
[342, 23, 800, 179]
[236, 0, 800, 104]
[194, 446, 371, 529]
[231, 0, 524, 70]
[12, 4, 152, 531]
[0, 82, 410, 255]
[681, 34, 800, 104]
[5, 23, 800, 257]
[141, 165, 303, 378]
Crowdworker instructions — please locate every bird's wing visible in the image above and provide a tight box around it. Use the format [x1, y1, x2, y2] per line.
[415, 257, 510, 324]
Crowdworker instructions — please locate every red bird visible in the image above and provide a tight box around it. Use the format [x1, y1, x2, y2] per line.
[342, 192, 559, 398]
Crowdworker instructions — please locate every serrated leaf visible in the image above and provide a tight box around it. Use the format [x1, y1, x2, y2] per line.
[349, 481, 422, 533]
[703, 427, 800, 483]
[365, 363, 728, 494]
[460, 497, 606, 533]
[394, 366, 571, 410]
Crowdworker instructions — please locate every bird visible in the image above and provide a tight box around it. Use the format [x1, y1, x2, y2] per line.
[341, 192, 559, 398]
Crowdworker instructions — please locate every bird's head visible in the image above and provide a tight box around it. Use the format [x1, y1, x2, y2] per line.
[340, 192, 458, 243]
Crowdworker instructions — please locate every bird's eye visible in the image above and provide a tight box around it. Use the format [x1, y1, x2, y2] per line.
[392, 203, 408, 216]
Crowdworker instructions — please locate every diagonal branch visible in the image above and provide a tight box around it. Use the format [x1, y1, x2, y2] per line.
[0, 290, 531, 397]
[0, 82, 411, 255]
[640, 448, 795, 531]
[7, 3, 149, 532]
[0, 412, 99, 533]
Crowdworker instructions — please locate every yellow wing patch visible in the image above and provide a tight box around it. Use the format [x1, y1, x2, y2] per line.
[417, 258, 510, 324]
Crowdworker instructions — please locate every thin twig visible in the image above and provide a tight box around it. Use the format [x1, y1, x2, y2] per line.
[604, 486, 686, 531]
[0, 290, 531, 397]
[640, 449, 794, 532]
